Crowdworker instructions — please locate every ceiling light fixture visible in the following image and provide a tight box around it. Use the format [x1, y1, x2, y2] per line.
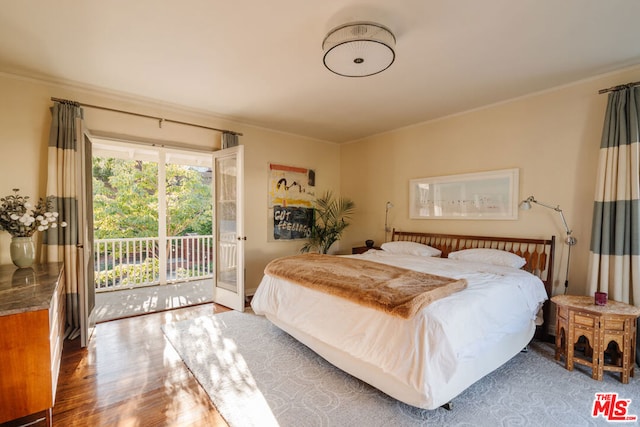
[322, 21, 396, 77]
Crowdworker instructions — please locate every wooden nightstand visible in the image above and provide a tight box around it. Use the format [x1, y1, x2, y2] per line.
[352, 245, 381, 254]
[552, 294, 640, 383]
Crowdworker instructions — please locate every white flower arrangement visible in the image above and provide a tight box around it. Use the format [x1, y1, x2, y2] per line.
[0, 189, 67, 237]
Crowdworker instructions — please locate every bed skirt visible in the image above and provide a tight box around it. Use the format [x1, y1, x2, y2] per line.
[265, 314, 535, 410]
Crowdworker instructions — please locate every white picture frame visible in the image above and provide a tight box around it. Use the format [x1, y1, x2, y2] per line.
[409, 168, 519, 220]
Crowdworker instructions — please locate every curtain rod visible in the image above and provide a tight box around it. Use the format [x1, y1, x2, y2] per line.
[50, 97, 243, 136]
[598, 81, 640, 94]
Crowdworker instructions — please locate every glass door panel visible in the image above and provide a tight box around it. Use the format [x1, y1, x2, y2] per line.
[165, 158, 213, 282]
[213, 145, 244, 311]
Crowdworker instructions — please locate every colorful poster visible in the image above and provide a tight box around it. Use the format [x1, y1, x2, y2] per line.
[268, 164, 315, 240]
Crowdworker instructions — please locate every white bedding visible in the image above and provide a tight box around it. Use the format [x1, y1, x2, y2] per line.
[251, 250, 548, 409]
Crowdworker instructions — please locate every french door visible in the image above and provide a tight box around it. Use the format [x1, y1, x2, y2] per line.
[212, 145, 245, 311]
[79, 132, 96, 347]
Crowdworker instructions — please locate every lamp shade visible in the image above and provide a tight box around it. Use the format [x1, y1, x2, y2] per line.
[322, 22, 396, 77]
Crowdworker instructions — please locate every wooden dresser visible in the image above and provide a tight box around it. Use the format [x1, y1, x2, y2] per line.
[0, 263, 65, 426]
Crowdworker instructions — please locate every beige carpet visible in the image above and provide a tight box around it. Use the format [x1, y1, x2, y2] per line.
[162, 311, 640, 427]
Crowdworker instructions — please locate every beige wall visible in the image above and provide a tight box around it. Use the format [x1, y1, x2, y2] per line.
[340, 66, 640, 299]
[4, 66, 640, 299]
[0, 72, 340, 294]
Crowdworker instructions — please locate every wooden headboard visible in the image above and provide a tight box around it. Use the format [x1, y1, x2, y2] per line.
[391, 229, 556, 340]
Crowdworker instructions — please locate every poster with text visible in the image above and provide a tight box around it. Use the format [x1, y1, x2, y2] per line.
[268, 163, 315, 240]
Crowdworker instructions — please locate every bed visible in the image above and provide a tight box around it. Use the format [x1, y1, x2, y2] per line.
[251, 230, 555, 410]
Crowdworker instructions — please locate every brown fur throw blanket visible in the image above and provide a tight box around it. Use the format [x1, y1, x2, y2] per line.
[264, 253, 467, 319]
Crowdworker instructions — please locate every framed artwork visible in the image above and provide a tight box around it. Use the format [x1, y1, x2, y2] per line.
[268, 163, 316, 240]
[409, 168, 519, 220]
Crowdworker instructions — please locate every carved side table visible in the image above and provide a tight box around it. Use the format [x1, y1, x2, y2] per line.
[552, 294, 640, 384]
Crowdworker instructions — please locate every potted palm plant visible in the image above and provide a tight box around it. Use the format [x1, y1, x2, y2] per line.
[301, 191, 355, 254]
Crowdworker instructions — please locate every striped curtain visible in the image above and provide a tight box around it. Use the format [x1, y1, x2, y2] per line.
[44, 101, 84, 339]
[587, 86, 640, 365]
[221, 131, 239, 149]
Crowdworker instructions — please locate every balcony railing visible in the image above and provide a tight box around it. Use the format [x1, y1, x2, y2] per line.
[94, 235, 226, 292]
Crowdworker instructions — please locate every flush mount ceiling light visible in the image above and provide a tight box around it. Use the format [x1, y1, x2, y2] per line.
[322, 21, 396, 77]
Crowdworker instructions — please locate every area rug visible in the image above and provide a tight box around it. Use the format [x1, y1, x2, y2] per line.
[162, 311, 640, 426]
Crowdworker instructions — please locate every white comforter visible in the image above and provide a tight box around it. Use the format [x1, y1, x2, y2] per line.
[251, 250, 548, 406]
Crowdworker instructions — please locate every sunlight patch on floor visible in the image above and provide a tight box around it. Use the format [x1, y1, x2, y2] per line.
[95, 280, 213, 322]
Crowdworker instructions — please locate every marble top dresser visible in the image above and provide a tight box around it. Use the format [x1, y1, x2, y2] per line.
[0, 262, 65, 426]
[0, 262, 64, 316]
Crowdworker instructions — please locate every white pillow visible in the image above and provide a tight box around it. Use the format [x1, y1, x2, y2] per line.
[380, 241, 442, 257]
[447, 248, 526, 268]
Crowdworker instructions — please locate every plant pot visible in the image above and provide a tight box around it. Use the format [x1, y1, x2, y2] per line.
[10, 236, 35, 268]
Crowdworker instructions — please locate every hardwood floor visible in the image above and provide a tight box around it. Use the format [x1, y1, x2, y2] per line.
[53, 303, 231, 426]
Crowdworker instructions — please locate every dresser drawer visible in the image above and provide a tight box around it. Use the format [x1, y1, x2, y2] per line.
[602, 316, 626, 332]
[573, 311, 597, 329]
[0, 309, 52, 424]
[0, 263, 65, 425]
